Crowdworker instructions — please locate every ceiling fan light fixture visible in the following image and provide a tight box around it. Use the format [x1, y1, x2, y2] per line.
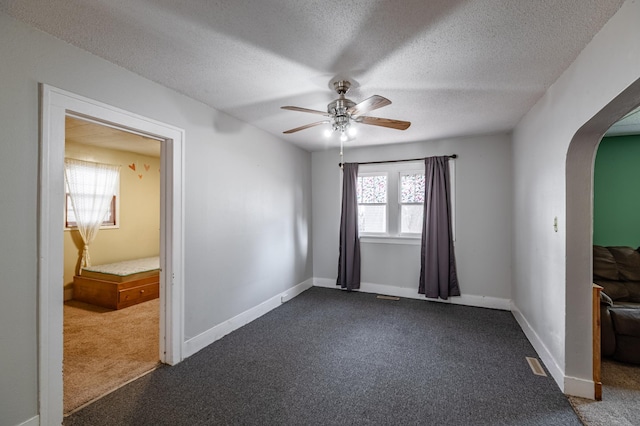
[281, 80, 411, 137]
[332, 114, 350, 132]
[323, 128, 333, 138]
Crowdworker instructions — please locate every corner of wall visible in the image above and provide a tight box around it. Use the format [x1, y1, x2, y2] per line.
[510, 301, 569, 394]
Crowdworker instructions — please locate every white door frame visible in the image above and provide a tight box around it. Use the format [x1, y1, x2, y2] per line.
[38, 84, 184, 425]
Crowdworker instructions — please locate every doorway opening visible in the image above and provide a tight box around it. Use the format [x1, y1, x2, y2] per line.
[565, 77, 640, 402]
[62, 116, 162, 414]
[39, 85, 184, 425]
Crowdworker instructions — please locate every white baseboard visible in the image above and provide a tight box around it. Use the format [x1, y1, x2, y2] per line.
[15, 415, 38, 426]
[183, 278, 313, 358]
[510, 302, 571, 395]
[313, 277, 511, 311]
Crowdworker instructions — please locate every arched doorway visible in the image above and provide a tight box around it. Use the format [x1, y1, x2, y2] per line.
[565, 77, 640, 398]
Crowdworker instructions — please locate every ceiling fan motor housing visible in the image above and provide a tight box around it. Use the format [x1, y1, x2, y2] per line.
[328, 98, 356, 116]
[333, 80, 351, 95]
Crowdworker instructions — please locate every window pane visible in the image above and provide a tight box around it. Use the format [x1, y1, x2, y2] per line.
[401, 205, 423, 234]
[66, 194, 115, 227]
[64, 159, 119, 228]
[358, 205, 386, 233]
[401, 173, 425, 203]
[357, 175, 387, 203]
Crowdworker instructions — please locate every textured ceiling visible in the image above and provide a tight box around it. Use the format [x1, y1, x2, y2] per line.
[0, 0, 627, 151]
[66, 117, 161, 157]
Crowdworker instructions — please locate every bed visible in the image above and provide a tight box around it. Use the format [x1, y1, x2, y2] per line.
[73, 257, 160, 309]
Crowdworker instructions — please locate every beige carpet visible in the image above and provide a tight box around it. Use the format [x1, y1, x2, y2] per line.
[570, 359, 640, 425]
[64, 298, 159, 414]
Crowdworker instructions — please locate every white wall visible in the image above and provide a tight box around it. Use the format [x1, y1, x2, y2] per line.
[3, 2, 637, 423]
[512, 0, 640, 396]
[0, 12, 312, 426]
[312, 134, 512, 306]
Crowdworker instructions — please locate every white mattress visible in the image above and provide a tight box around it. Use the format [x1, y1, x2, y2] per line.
[82, 256, 159, 276]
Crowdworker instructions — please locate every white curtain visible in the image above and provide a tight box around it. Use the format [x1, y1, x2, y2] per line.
[64, 159, 120, 272]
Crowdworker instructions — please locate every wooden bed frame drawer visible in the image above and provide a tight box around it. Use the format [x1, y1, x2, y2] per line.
[118, 283, 159, 308]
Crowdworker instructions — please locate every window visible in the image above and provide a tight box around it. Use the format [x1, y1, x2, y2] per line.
[355, 161, 453, 243]
[400, 172, 425, 234]
[356, 163, 425, 238]
[65, 193, 116, 228]
[357, 170, 426, 236]
[357, 173, 388, 233]
[355, 160, 455, 242]
[64, 159, 120, 229]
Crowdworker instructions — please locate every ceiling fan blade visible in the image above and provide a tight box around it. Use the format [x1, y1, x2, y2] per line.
[358, 116, 411, 131]
[347, 95, 391, 116]
[281, 106, 329, 116]
[283, 121, 329, 134]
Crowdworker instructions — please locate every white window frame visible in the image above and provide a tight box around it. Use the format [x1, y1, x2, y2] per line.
[357, 171, 389, 235]
[357, 160, 456, 245]
[398, 169, 426, 236]
[64, 170, 120, 230]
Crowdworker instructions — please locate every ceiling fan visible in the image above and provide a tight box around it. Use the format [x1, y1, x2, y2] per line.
[281, 80, 411, 140]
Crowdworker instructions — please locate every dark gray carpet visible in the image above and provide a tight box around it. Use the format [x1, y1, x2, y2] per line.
[65, 287, 582, 425]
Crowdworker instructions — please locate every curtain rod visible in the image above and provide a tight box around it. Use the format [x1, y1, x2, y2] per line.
[338, 154, 457, 168]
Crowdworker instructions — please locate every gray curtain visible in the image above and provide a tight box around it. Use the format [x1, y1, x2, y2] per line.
[419, 156, 460, 299]
[337, 163, 361, 291]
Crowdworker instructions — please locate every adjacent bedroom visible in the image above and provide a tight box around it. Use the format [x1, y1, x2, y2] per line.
[62, 116, 162, 415]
